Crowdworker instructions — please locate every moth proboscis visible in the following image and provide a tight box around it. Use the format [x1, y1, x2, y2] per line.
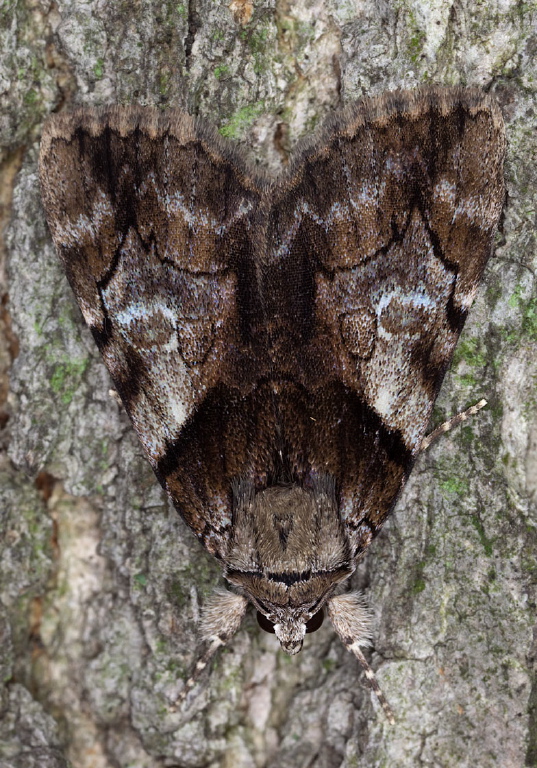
[39, 87, 505, 721]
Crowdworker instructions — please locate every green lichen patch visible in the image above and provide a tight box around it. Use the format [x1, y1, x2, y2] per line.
[93, 58, 104, 79]
[49, 357, 89, 405]
[219, 102, 265, 139]
[470, 514, 494, 557]
[322, 658, 337, 673]
[158, 70, 171, 98]
[486, 276, 504, 312]
[166, 577, 189, 608]
[407, 26, 426, 63]
[451, 336, 491, 390]
[214, 64, 230, 80]
[412, 571, 426, 594]
[454, 423, 479, 449]
[240, 24, 272, 75]
[410, 544, 437, 594]
[133, 572, 148, 590]
[438, 474, 470, 498]
[521, 298, 537, 341]
[452, 336, 488, 369]
[499, 284, 537, 347]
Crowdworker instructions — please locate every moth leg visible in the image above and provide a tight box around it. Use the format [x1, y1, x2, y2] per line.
[170, 590, 248, 709]
[327, 593, 395, 725]
[420, 398, 488, 452]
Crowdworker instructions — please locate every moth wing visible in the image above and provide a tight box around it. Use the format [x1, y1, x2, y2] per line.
[39, 108, 263, 554]
[267, 87, 505, 555]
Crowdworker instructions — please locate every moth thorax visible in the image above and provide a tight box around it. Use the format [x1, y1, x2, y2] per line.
[229, 478, 352, 576]
[226, 478, 354, 653]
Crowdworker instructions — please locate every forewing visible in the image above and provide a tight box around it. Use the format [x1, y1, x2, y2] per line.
[266, 87, 505, 556]
[39, 108, 264, 555]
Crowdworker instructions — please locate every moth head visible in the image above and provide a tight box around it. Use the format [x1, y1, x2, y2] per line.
[274, 624, 304, 654]
[255, 601, 325, 654]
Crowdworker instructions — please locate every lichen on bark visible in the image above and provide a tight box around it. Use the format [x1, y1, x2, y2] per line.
[1, 0, 537, 766]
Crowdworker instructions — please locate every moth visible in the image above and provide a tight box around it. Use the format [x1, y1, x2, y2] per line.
[39, 87, 505, 721]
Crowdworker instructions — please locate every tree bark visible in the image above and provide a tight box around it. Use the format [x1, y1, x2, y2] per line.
[1, 1, 536, 767]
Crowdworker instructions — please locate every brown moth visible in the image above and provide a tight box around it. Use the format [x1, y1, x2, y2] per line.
[39, 87, 505, 721]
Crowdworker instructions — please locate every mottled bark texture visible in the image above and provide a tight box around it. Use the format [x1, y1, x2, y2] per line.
[1, 1, 536, 767]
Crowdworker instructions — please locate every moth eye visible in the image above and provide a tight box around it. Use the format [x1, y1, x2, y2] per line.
[257, 611, 276, 634]
[305, 609, 324, 634]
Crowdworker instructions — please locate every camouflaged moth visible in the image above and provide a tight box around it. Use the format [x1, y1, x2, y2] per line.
[39, 87, 505, 721]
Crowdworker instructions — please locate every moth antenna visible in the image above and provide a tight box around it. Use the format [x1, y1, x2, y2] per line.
[327, 593, 395, 725]
[169, 590, 248, 710]
[420, 398, 487, 452]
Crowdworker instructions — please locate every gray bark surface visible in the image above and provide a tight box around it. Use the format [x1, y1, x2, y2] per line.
[1, 1, 536, 766]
